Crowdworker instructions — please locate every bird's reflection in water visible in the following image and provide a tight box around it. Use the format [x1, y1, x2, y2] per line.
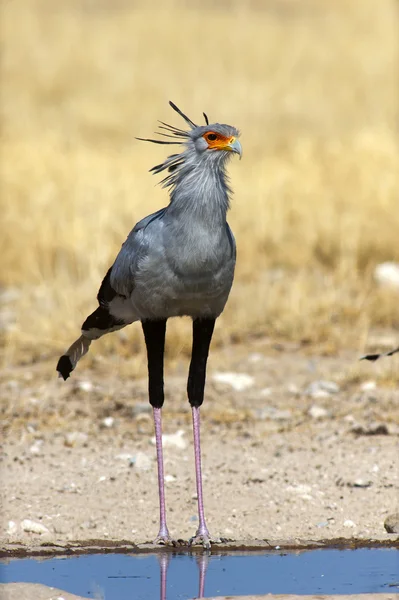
[157, 552, 210, 600]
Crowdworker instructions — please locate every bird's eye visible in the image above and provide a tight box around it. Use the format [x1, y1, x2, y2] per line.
[207, 133, 217, 141]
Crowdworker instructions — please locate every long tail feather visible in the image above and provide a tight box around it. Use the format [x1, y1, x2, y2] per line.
[361, 346, 399, 362]
[56, 335, 92, 380]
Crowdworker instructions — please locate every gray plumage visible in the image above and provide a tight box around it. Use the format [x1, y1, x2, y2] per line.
[57, 103, 242, 379]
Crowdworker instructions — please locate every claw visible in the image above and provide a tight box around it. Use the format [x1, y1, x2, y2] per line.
[188, 530, 224, 550]
[153, 533, 178, 546]
[188, 533, 212, 550]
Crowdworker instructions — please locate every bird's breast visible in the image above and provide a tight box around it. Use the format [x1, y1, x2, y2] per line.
[131, 224, 235, 319]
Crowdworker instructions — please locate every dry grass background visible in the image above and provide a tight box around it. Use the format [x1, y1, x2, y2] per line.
[1, 0, 398, 372]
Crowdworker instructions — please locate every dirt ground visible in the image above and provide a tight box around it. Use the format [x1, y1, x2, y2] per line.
[0, 586, 397, 600]
[1, 338, 398, 553]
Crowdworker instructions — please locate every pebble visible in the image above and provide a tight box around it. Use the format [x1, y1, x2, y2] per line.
[286, 484, 313, 499]
[151, 430, 188, 450]
[286, 383, 300, 396]
[351, 422, 389, 436]
[305, 380, 340, 398]
[212, 371, 255, 391]
[132, 451, 152, 471]
[80, 519, 97, 530]
[247, 352, 264, 363]
[7, 521, 17, 535]
[384, 513, 399, 533]
[360, 380, 377, 392]
[374, 261, 399, 288]
[343, 519, 356, 528]
[64, 432, 89, 447]
[165, 474, 176, 483]
[77, 380, 93, 393]
[115, 453, 133, 461]
[256, 406, 292, 421]
[21, 519, 50, 534]
[259, 387, 272, 397]
[29, 440, 43, 455]
[308, 405, 329, 419]
[352, 479, 373, 488]
[101, 417, 114, 428]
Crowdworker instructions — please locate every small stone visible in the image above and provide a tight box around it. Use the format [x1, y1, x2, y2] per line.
[384, 513, 399, 533]
[308, 405, 329, 419]
[77, 380, 93, 392]
[64, 431, 89, 447]
[305, 380, 340, 398]
[316, 521, 329, 528]
[257, 406, 292, 421]
[101, 417, 114, 428]
[351, 422, 389, 436]
[360, 381, 377, 392]
[115, 453, 133, 461]
[151, 430, 187, 450]
[259, 387, 272, 397]
[21, 519, 50, 534]
[132, 451, 152, 471]
[352, 479, 372, 488]
[165, 474, 176, 483]
[29, 440, 43, 455]
[247, 353, 264, 363]
[343, 519, 356, 528]
[7, 521, 17, 535]
[212, 372, 255, 391]
[286, 484, 312, 499]
[374, 262, 399, 288]
[80, 519, 97, 530]
[287, 383, 300, 396]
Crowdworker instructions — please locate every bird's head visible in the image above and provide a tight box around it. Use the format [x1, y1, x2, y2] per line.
[189, 123, 242, 160]
[137, 102, 241, 187]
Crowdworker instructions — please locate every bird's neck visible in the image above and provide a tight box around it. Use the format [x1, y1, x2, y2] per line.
[167, 158, 230, 226]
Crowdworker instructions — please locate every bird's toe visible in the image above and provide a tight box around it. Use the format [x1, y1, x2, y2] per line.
[188, 533, 212, 550]
[153, 533, 178, 547]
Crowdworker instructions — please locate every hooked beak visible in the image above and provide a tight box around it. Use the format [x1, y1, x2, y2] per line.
[226, 137, 242, 159]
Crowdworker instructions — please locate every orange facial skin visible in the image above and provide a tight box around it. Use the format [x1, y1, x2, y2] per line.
[203, 131, 237, 151]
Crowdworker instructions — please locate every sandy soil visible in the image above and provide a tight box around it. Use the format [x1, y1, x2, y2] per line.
[1, 340, 398, 553]
[0, 584, 397, 600]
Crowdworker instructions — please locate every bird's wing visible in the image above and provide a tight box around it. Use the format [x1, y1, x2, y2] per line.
[109, 207, 166, 297]
[226, 222, 236, 261]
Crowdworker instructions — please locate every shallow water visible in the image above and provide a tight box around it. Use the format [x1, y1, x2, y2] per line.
[1, 548, 398, 599]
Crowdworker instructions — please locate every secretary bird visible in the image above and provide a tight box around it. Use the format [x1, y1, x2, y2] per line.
[56, 101, 242, 549]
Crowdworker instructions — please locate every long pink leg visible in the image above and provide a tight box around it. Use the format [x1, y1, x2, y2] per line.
[141, 320, 173, 545]
[153, 407, 172, 544]
[191, 406, 211, 544]
[187, 318, 216, 549]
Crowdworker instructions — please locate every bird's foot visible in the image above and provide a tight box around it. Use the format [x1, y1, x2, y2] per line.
[153, 528, 178, 547]
[188, 527, 225, 550]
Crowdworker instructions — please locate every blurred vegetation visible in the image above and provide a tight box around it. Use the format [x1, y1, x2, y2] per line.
[1, 0, 398, 368]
